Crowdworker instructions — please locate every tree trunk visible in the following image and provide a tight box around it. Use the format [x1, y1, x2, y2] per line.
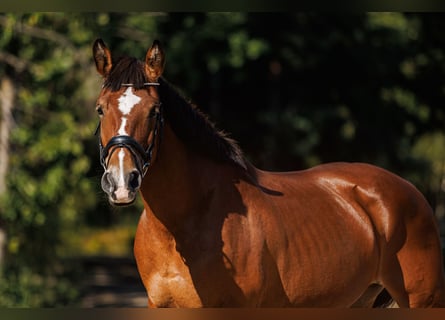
[0, 76, 15, 266]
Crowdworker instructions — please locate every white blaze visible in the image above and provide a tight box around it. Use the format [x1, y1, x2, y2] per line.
[115, 87, 140, 191]
[118, 87, 141, 115]
[118, 149, 126, 187]
[118, 117, 128, 135]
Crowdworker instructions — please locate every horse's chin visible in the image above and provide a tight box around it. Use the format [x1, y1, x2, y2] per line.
[105, 189, 137, 207]
[108, 197, 136, 207]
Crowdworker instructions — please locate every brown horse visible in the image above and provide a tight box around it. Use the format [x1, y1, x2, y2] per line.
[92, 39, 445, 307]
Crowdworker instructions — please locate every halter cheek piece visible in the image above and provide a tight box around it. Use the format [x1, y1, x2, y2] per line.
[95, 82, 163, 177]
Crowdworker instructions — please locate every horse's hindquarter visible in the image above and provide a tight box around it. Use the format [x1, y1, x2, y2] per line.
[245, 162, 445, 307]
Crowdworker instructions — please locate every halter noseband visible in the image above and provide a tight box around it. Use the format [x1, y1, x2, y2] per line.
[95, 82, 163, 177]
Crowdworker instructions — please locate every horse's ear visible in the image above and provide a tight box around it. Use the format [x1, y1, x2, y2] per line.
[145, 40, 165, 82]
[93, 38, 112, 77]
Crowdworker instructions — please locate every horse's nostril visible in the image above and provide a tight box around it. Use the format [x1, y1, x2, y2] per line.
[128, 171, 141, 190]
[101, 171, 114, 193]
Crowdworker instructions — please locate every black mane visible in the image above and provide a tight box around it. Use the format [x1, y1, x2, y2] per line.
[103, 56, 247, 171]
[158, 78, 247, 170]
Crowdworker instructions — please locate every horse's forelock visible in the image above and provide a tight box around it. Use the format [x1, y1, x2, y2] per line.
[103, 57, 147, 91]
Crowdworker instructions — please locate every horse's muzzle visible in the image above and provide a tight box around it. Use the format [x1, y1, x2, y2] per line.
[101, 169, 141, 205]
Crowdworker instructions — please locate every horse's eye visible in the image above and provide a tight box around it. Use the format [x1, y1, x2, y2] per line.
[96, 105, 104, 116]
[148, 109, 157, 118]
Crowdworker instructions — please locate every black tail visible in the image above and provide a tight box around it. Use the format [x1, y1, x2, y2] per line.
[373, 288, 394, 308]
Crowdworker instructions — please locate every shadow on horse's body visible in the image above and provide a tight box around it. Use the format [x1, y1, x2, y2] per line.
[92, 39, 445, 307]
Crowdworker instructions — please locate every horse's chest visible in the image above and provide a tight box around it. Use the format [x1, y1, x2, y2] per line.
[145, 269, 202, 307]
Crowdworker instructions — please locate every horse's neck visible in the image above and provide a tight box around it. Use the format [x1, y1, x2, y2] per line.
[139, 124, 227, 234]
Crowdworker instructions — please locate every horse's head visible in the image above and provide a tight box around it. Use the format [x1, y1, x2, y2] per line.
[92, 39, 165, 205]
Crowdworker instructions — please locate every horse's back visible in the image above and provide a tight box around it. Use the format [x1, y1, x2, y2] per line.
[257, 161, 437, 242]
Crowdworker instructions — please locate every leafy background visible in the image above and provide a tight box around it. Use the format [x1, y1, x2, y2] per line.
[0, 13, 444, 306]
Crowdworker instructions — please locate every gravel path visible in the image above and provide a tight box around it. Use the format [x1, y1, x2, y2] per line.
[79, 256, 147, 307]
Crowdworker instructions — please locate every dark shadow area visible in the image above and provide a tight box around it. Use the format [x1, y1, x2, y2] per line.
[167, 176, 288, 306]
[167, 183, 249, 306]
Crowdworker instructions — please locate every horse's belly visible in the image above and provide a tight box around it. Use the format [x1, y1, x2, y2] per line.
[281, 229, 379, 306]
[291, 260, 377, 307]
[269, 207, 379, 306]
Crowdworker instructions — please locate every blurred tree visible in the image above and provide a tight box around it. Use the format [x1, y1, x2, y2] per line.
[0, 76, 13, 266]
[0, 13, 102, 306]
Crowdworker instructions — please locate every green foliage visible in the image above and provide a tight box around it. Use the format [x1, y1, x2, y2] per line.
[409, 132, 445, 196]
[1, 12, 445, 306]
[0, 13, 101, 306]
[0, 266, 79, 307]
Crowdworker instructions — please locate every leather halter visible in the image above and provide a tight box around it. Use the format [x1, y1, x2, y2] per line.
[95, 83, 163, 177]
